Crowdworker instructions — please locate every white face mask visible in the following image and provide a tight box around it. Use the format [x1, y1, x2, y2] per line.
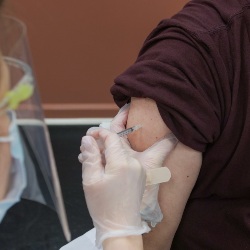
[0, 110, 27, 222]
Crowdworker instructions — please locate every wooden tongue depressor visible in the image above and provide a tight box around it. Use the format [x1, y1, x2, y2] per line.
[146, 167, 171, 186]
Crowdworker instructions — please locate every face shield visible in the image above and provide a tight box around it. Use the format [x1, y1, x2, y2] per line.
[0, 16, 71, 241]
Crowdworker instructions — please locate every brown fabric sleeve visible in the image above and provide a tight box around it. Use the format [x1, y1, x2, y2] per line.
[111, 23, 223, 152]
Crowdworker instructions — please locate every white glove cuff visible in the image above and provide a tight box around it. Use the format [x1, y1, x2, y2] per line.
[96, 221, 150, 249]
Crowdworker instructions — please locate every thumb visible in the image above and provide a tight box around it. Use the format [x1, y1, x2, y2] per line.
[110, 103, 130, 133]
[81, 136, 104, 185]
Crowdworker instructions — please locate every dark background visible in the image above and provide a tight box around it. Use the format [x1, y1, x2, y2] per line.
[0, 125, 94, 250]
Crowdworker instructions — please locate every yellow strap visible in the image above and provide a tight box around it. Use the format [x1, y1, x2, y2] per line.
[5, 82, 34, 110]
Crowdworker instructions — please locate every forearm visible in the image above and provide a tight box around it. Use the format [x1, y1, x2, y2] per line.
[103, 235, 144, 250]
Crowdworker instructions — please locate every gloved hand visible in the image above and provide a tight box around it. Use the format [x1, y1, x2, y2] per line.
[132, 136, 177, 226]
[80, 128, 150, 248]
[103, 103, 178, 226]
[78, 103, 130, 165]
[79, 104, 177, 227]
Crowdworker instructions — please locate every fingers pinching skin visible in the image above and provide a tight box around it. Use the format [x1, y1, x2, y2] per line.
[137, 135, 178, 170]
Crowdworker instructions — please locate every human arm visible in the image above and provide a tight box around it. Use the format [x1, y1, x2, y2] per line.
[80, 127, 177, 249]
[127, 97, 202, 250]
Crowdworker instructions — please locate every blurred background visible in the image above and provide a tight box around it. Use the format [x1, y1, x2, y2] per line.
[4, 0, 188, 118]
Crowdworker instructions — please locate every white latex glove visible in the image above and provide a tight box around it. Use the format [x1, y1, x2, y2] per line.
[105, 104, 177, 226]
[78, 103, 130, 165]
[79, 104, 177, 226]
[81, 128, 150, 248]
[132, 136, 177, 226]
[78, 104, 178, 226]
[108, 103, 130, 133]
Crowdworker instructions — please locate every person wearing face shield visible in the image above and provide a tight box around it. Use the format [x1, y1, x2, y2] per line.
[0, 56, 34, 221]
[0, 2, 29, 222]
[0, 1, 70, 247]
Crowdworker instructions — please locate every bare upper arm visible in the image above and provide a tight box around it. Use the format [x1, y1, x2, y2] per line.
[127, 97, 172, 151]
[127, 97, 202, 250]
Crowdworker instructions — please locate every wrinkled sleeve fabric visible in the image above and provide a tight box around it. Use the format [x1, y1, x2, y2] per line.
[110, 20, 222, 152]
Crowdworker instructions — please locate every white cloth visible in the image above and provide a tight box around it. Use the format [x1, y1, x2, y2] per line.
[60, 228, 101, 250]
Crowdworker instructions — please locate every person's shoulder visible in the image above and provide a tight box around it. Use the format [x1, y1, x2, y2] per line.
[158, 0, 250, 35]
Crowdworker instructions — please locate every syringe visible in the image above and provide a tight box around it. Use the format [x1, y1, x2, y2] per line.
[117, 125, 142, 137]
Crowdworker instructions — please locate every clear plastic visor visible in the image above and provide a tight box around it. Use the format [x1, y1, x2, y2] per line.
[0, 15, 70, 241]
